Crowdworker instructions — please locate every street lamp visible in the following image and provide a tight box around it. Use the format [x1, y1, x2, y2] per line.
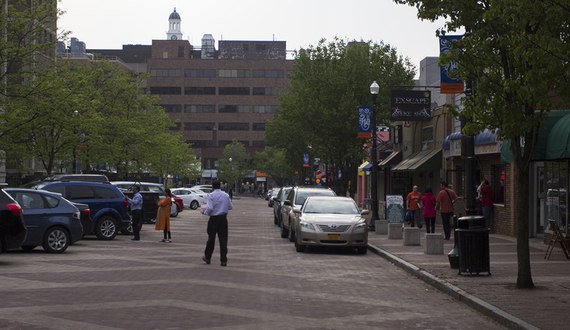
[369, 81, 380, 229]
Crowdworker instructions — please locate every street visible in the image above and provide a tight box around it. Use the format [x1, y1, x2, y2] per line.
[0, 197, 504, 330]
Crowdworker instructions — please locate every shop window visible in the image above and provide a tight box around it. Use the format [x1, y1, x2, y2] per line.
[545, 161, 568, 234]
[446, 168, 465, 197]
[493, 164, 506, 204]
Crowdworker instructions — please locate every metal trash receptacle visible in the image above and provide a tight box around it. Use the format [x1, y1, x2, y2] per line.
[456, 227, 491, 275]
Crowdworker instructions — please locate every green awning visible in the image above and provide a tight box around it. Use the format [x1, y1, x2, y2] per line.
[392, 149, 442, 172]
[546, 113, 570, 160]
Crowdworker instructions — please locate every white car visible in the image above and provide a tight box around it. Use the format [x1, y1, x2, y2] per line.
[170, 188, 207, 210]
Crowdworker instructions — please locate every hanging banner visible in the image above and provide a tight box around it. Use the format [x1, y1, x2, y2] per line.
[358, 106, 372, 138]
[439, 35, 464, 94]
[303, 153, 310, 167]
[390, 90, 431, 121]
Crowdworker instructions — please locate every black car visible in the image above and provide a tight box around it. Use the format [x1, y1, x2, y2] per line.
[0, 187, 27, 255]
[72, 202, 93, 236]
[272, 187, 292, 226]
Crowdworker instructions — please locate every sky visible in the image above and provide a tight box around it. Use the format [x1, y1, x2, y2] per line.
[57, 0, 449, 77]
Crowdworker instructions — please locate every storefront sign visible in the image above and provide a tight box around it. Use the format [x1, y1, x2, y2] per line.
[390, 90, 431, 122]
[475, 141, 503, 155]
[386, 195, 404, 224]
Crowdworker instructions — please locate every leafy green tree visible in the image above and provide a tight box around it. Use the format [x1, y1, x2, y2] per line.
[267, 38, 415, 195]
[253, 147, 295, 187]
[396, 0, 570, 288]
[216, 140, 252, 191]
[146, 132, 201, 186]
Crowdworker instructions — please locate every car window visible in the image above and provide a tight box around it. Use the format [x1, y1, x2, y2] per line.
[116, 184, 133, 190]
[45, 185, 66, 197]
[295, 190, 335, 205]
[68, 185, 96, 200]
[93, 186, 119, 199]
[44, 195, 60, 208]
[305, 199, 358, 214]
[25, 193, 46, 209]
[147, 185, 164, 193]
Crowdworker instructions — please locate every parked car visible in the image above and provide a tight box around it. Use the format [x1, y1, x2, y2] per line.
[267, 188, 280, 207]
[72, 202, 93, 236]
[5, 188, 83, 253]
[0, 187, 27, 255]
[110, 182, 183, 217]
[21, 174, 110, 188]
[272, 186, 292, 226]
[280, 186, 336, 242]
[292, 196, 369, 254]
[31, 182, 130, 240]
[193, 185, 213, 194]
[170, 188, 207, 210]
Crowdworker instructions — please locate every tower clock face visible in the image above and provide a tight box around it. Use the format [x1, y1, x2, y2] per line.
[171, 35, 177, 40]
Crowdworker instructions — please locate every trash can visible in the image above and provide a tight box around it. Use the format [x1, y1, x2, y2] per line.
[455, 215, 490, 275]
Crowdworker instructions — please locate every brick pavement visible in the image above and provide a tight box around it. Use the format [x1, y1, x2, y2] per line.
[0, 197, 507, 329]
[366, 223, 570, 330]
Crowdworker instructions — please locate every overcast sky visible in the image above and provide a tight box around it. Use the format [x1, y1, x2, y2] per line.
[58, 0, 448, 77]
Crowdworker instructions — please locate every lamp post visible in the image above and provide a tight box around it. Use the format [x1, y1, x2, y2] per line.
[369, 81, 380, 229]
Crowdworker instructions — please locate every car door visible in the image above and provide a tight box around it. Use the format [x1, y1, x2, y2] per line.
[10, 191, 53, 246]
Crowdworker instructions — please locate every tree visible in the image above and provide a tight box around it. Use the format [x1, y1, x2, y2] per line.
[216, 140, 252, 191]
[267, 38, 415, 195]
[396, 0, 570, 288]
[253, 147, 296, 187]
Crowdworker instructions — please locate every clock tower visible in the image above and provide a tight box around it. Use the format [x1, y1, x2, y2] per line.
[167, 8, 183, 41]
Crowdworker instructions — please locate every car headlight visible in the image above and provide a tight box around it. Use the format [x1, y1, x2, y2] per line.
[299, 220, 315, 231]
[352, 220, 367, 233]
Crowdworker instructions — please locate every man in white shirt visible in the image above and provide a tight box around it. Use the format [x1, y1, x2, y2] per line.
[203, 180, 233, 266]
[126, 186, 143, 241]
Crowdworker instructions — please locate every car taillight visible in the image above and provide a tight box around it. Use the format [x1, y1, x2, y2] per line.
[82, 209, 90, 216]
[124, 200, 129, 208]
[7, 204, 23, 216]
[72, 211, 81, 219]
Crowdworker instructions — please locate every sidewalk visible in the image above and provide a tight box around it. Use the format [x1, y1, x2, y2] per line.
[366, 227, 570, 330]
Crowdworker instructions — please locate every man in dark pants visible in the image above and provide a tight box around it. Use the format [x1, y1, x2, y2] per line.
[126, 185, 143, 241]
[202, 180, 233, 266]
[435, 181, 458, 240]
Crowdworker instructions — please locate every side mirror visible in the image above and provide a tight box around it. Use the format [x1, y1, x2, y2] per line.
[283, 200, 292, 206]
[293, 206, 302, 214]
[361, 209, 370, 215]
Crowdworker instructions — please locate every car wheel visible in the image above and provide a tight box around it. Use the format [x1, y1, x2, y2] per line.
[273, 212, 278, 225]
[288, 222, 296, 242]
[95, 216, 118, 240]
[357, 246, 368, 255]
[21, 245, 37, 252]
[171, 205, 179, 217]
[295, 238, 306, 253]
[190, 200, 199, 210]
[280, 219, 289, 238]
[42, 226, 70, 253]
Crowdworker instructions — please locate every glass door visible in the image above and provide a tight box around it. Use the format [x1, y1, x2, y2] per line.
[535, 163, 545, 235]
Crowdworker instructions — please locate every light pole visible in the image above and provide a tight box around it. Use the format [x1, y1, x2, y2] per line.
[369, 81, 380, 229]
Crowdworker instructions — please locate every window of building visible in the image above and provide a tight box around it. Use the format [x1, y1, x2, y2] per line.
[243, 43, 249, 52]
[218, 123, 249, 131]
[150, 87, 182, 95]
[493, 164, 506, 204]
[253, 69, 284, 78]
[186, 140, 213, 148]
[184, 87, 216, 95]
[185, 122, 215, 131]
[545, 161, 568, 233]
[218, 105, 249, 113]
[184, 105, 215, 113]
[170, 122, 182, 131]
[255, 43, 266, 52]
[253, 105, 277, 113]
[218, 87, 250, 95]
[219, 69, 250, 78]
[203, 158, 217, 169]
[252, 141, 266, 147]
[178, 45, 185, 58]
[161, 104, 182, 113]
[252, 123, 265, 131]
[184, 69, 216, 77]
[253, 87, 279, 95]
[150, 69, 182, 77]
[446, 167, 465, 197]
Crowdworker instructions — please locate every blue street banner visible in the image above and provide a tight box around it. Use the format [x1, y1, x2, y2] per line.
[358, 106, 372, 138]
[303, 153, 310, 167]
[439, 35, 464, 94]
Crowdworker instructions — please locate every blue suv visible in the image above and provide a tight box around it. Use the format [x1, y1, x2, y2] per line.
[35, 182, 130, 240]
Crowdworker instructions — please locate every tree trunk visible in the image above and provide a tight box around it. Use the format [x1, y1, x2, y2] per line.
[514, 160, 535, 289]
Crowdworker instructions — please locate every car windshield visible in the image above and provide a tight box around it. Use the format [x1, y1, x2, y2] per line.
[295, 190, 334, 205]
[304, 199, 359, 214]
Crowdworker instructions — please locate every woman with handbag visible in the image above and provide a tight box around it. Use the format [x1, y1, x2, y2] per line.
[422, 187, 437, 233]
[435, 181, 458, 240]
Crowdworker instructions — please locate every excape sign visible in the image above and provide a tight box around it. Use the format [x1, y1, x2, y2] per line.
[390, 90, 431, 122]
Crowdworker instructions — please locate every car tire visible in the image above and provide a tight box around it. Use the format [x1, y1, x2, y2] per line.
[171, 205, 179, 217]
[21, 245, 37, 252]
[42, 226, 70, 253]
[95, 216, 118, 240]
[280, 220, 289, 238]
[288, 222, 295, 242]
[357, 246, 368, 255]
[295, 238, 306, 253]
[273, 212, 279, 225]
[190, 200, 199, 210]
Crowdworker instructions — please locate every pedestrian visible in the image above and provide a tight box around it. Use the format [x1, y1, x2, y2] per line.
[422, 187, 437, 233]
[155, 188, 172, 243]
[406, 185, 423, 228]
[478, 179, 494, 228]
[126, 185, 143, 242]
[202, 180, 233, 266]
[229, 187, 233, 201]
[435, 181, 458, 240]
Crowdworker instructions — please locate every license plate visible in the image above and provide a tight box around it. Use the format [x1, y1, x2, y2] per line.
[328, 234, 341, 240]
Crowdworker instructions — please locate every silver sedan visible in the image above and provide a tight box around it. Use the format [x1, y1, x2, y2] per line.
[292, 196, 369, 254]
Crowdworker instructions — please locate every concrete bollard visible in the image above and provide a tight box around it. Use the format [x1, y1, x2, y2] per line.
[424, 233, 444, 254]
[388, 223, 403, 239]
[404, 227, 421, 245]
[375, 220, 388, 234]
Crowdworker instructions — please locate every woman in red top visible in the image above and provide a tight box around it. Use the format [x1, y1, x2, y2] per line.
[421, 187, 437, 233]
[478, 179, 493, 229]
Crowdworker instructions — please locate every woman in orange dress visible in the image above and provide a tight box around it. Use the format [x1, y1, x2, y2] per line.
[155, 188, 173, 243]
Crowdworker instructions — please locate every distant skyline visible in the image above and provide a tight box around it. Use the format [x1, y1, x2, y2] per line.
[58, 0, 450, 77]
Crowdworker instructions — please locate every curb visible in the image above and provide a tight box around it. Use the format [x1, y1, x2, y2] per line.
[367, 243, 541, 330]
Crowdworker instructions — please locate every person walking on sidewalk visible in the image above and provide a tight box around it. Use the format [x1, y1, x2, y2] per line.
[478, 179, 494, 229]
[126, 185, 143, 242]
[435, 181, 458, 240]
[421, 187, 437, 233]
[202, 180, 233, 266]
[406, 185, 423, 228]
[155, 188, 173, 243]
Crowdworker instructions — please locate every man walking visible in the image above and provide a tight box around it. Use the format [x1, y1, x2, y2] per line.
[435, 181, 458, 240]
[406, 185, 422, 228]
[203, 180, 233, 266]
[126, 185, 143, 242]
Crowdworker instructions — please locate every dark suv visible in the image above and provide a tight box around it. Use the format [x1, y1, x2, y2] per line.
[0, 188, 27, 255]
[37, 182, 130, 240]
